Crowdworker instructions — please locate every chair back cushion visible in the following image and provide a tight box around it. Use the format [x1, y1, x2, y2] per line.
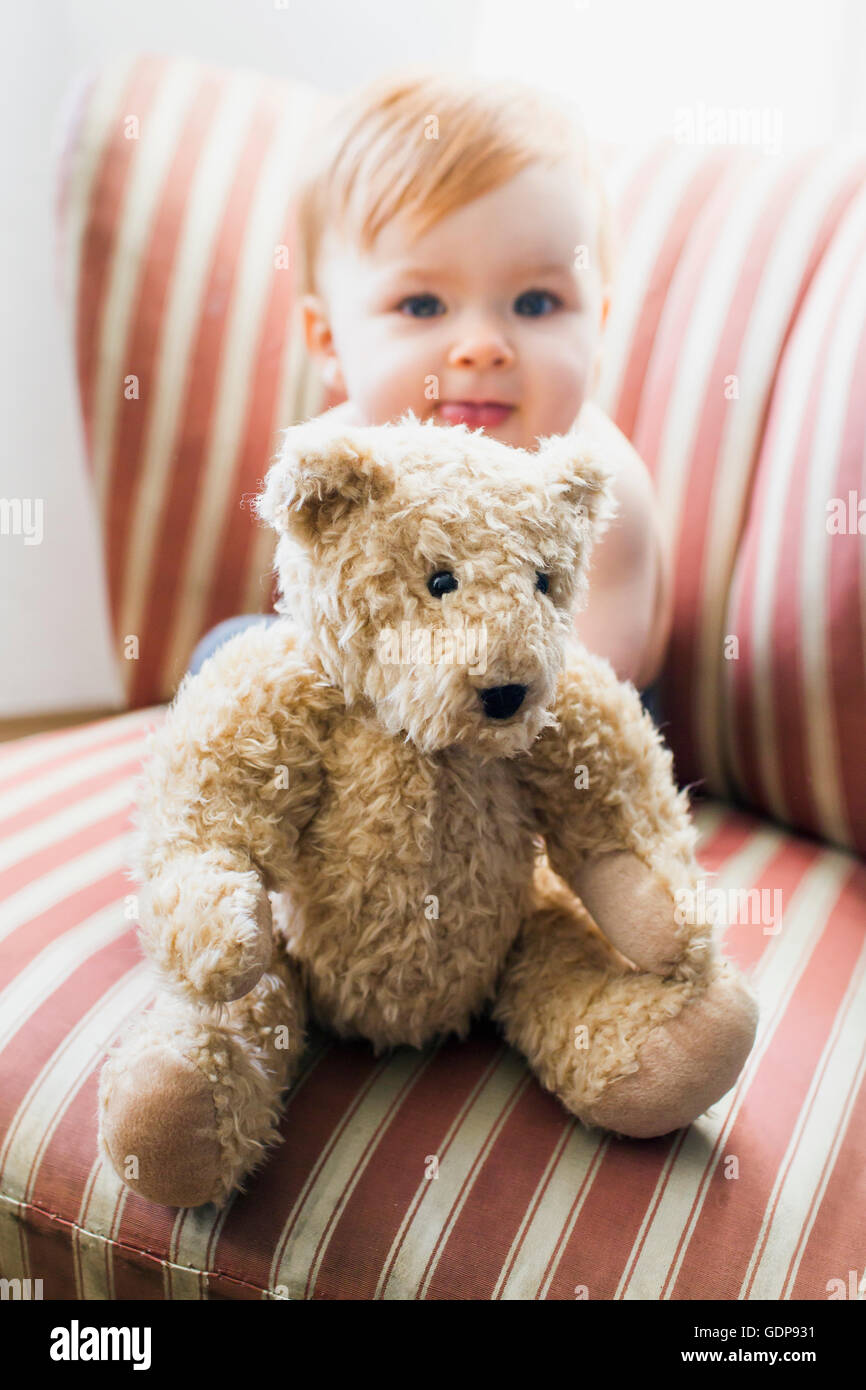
[595, 140, 866, 856]
[58, 55, 336, 708]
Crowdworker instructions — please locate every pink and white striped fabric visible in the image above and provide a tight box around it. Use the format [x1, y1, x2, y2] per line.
[0, 713, 864, 1299]
[57, 55, 338, 710]
[595, 140, 866, 857]
[722, 180, 866, 855]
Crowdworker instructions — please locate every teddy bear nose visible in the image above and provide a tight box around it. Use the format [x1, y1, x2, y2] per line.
[479, 684, 528, 720]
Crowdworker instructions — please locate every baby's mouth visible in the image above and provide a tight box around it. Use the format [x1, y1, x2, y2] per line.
[435, 401, 516, 429]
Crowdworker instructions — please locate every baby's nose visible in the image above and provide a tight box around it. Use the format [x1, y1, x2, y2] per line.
[447, 332, 514, 370]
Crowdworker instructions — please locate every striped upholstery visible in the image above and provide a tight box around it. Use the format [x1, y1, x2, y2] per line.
[595, 141, 866, 856]
[58, 55, 337, 710]
[1, 712, 865, 1299]
[722, 181, 866, 855]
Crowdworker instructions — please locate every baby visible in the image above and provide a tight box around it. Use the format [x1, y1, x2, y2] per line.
[192, 69, 672, 697]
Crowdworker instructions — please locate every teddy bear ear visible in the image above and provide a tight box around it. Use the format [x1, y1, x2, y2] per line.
[256, 419, 394, 542]
[536, 431, 618, 535]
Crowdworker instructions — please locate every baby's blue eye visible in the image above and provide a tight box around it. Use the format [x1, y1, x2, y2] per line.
[398, 294, 445, 318]
[514, 289, 560, 317]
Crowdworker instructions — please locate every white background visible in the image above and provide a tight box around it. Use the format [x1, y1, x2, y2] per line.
[2, 0, 865, 718]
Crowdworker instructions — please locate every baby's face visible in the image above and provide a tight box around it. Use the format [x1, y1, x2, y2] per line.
[305, 160, 606, 451]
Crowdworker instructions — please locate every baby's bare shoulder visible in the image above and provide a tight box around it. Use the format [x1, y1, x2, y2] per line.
[315, 399, 366, 425]
[577, 400, 649, 486]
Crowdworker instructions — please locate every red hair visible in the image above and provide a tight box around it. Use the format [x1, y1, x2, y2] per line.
[292, 66, 617, 300]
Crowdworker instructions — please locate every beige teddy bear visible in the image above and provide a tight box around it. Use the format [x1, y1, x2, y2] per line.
[98, 413, 758, 1209]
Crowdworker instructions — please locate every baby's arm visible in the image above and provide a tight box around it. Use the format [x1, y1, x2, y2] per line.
[572, 401, 673, 689]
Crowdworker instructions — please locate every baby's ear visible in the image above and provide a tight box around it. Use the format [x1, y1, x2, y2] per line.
[536, 431, 618, 538]
[257, 418, 394, 543]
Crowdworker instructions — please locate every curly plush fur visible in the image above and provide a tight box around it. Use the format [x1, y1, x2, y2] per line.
[98, 411, 759, 1209]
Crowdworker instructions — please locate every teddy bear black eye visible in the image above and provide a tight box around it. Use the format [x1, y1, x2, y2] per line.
[535, 572, 550, 594]
[428, 570, 458, 598]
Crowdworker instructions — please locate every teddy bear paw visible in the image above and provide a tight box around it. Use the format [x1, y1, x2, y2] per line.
[99, 1044, 226, 1208]
[140, 871, 274, 1006]
[581, 969, 759, 1139]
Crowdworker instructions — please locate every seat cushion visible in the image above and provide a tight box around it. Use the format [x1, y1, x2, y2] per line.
[1, 711, 864, 1299]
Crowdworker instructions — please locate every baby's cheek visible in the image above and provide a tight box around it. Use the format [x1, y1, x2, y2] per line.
[546, 338, 595, 417]
[354, 343, 432, 423]
[532, 372, 589, 437]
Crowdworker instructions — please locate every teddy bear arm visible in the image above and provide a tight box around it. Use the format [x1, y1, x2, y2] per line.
[522, 649, 714, 980]
[133, 638, 327, 1006]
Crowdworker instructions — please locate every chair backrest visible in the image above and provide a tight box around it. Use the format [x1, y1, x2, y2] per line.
[595, 140, 866, 858]
[58, 53, 866, 857]
[57, 54, 337, 709]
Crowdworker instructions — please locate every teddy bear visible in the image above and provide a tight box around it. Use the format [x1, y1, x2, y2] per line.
[98, 412, 759, 1210]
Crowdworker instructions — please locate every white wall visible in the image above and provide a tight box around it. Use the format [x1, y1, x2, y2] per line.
[1, 3, 122, 718]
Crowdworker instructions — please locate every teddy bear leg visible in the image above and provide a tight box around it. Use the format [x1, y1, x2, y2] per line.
[98, 955, 307, 1207]
[493, 868, 758, 1139]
